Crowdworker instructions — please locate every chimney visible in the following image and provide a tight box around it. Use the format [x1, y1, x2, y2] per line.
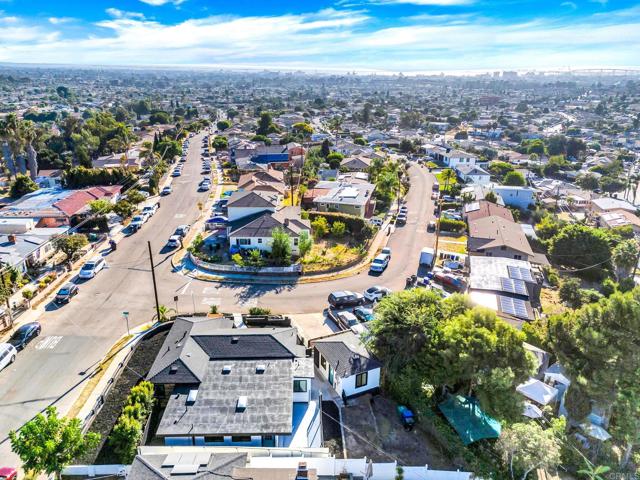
[7, 234, 16, 244]
[295, 462, 309, 480]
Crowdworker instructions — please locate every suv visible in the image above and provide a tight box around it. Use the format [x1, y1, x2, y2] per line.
[142, 203, 159, 217]
[8, 322, 41, 351]
[328, 291, 364, 308]
[369, 253, 390, 273]
[79, 257, 106, 279]
[55, 283, 79, 304]
[0, 344, 17, 371]
[364, 285, 391, 302]
[336, 311, 367, 335]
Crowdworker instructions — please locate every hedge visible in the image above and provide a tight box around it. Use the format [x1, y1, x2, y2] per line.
[439, 218, 466, 233]
[307, 211, 374, 241]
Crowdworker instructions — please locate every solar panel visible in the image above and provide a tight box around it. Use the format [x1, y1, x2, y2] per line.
[500, 277, 528, 296]
[507, 266, 534, 283]
[499, 296, 530, 319]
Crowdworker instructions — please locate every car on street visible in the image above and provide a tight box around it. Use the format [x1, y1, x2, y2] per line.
[399, 205, 408, 214]
[427, 220, 437, 232]
[8, 322, 41, 351]
[180, 156, 187, 162]
[431, 192, 439, 200]
[364, 285, 391, 302]
[161, 185, 173, 196]
[369, 218, 383, 227]
[328, 291, 364, 308]
[396, 213, 407, 225]
[130, 214, 148, 230]
[167, 235, 182, 248]
[171, 169, 182, 177]
[142, 202, 159, 217]
[175, 225, 191, 237]
[55, 282, 79, 304]
[0, 344, 17, 371]
[0, 467, 17, 480]
[369, 253, 390, 273]
[353, 306, 374, 323]
[381, 247, 391, 258]
[79, 257, 106, 279]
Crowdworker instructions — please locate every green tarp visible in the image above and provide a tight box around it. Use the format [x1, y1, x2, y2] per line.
[438, 395, 501, 445]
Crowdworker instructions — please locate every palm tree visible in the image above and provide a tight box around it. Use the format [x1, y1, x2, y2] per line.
[439, 168, 456, 194]
[0, 114, 22, 179]
[21, 120, 39, 180]
[153, 305, 176, 323]
[139, 141, 158, 167]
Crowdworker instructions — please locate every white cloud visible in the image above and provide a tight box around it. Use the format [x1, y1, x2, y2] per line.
[138, 0, 186, 5]
[560, 2, 577, 9]
[0, 7, 638, 72]
[48, 17, 74, 24]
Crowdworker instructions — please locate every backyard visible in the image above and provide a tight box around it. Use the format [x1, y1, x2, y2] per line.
[300, 239, 364, 273]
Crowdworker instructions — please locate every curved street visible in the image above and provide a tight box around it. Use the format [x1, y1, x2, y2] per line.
[0, 131, 436, 463]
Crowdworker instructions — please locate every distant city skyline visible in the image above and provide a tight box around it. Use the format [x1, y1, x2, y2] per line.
[0, 0, 639, 72]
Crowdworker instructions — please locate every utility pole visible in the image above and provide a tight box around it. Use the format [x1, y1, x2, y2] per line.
[148, 241, 161, 323]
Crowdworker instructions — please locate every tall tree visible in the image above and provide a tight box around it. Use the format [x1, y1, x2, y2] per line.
[497, 422, 562, 480]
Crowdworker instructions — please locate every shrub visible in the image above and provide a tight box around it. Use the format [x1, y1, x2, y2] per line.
[618, 277, 636, 292]
[438, 218, 466, 233]
[127, 381, 154, 415]
[331, 221, 347, 237]
[559, 277, 583, 308]
[22, 289, 35, 301]
[580, 288, 603, 304]
[231, 253, 245, 266]
[248, 307, 271, 315]
[311, 216, 329, 238]
[110, 415, 141, 464]
[543, 265, 560, 287]
[308, 212, 373, 241]
[601, 278, 617, 297]
[209, 305, 218, 314]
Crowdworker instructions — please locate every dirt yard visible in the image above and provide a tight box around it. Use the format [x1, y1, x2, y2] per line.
[341, 394, 455, 468]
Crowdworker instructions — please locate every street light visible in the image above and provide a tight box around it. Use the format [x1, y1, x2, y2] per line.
[122, 311, 130, 336]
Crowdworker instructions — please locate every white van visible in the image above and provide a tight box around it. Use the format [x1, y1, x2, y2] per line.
[79, 256, 106, 279]
[0, 343, 17, 371]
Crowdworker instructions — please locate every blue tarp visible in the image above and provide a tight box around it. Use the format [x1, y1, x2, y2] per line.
[438, 395, 501, 445]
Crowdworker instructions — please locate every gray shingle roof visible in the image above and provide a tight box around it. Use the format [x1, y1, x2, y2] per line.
[313, 331, 381, 378]
[193, 334, 296, 360]
[129, 453, 247, 480]
[226, 190, 278, 208]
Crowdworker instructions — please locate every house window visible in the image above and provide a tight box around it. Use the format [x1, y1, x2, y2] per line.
[231, 436, 251, 443]
[514, 255, 522, 260]
[293, 379, 308, 392]
[500, 246, 507, 251]
[294, 238, 299, 246]
[320, 355, 327, 369]
[204, 436, 224, 443]
[257, 238, 262, 244]
[355, 372, 368, 388]
[237, 238, 250, 246]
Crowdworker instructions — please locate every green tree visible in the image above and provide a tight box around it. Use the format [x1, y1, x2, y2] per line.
[154, 304, 176, 323]
[331, 220, 347, 237]
[126, 189, 146, 205]
[311, 216, 329, 238]
[612, 239, 639, 280]
[535, 214, 565, 241]
[489, 161, 515, 178]
[155, 139, 181, 159]
[256, 112, 278, 136]
[270, 227, 292, 266]
[292, 122, 313, 136]
[503, 171, 526, 186]
[148, 111, 171, 125]
[548, 224, 614, 271]
[326, 151, 344, 169]
[298, 230, 313, 257]
[439, 168, 456, 194]
[110, 414, 141, 464]
[485, 191, 498, 203]
[576, 173, 600, 191]
[9, 406, 100, 479]
[54, 234, 89, 264]
[547, 134, 567, 156]
[559, 277, 583, 309]
[212, 136, 228, 150]
[9, 174, 39, 198]
[88, 199, 112, 216]
[217, 120, 231, 131]
[113, 200, 134, 218]
[496, 422, 562, 480]
[320, 139, 331, 157]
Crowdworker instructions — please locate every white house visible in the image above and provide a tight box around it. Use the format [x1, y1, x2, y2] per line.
[225, 190, 280, 222]
[456, 165, 491, 185]
[312, 331, 381, 398]
[491, 185, 536, 210]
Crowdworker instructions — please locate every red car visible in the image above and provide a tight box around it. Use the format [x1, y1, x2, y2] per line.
[0, 467, 17, 480]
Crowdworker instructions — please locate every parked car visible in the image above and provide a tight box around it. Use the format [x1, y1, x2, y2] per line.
[396, 213, 407, 225]
[427, 220, 437, 232]
[167, 235, 182, 248]
[369, 253, 390, 273]
[0, 344, 17, 371]
[8, 322, 41, 351]
[161, 185, 173, 196]
[336, 311, 367, 335]
[431, 192, 439, 200]
[79, 257, 106, 279]
[198, 180, 212, 191]
[369, 218, 383, 227]
[354, 306, 374, 323]
[399, 205, 408, 214]
[381, 247, 391, 258]
[364, 285, 391, 302]
[55, 282, 79, 304]
[171, 169, 182, 177]
[130, 214, 147, 230]
[0, 467, 17, 480]
[175, 225, 191, 237]
[142, 202, 160, 217]
[328, 291, 364, 308]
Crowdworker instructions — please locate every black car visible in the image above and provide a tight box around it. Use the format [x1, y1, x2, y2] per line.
[55, 283, 79, 304]
[8, 322, 41, 351]
[328, 291, 364, 308]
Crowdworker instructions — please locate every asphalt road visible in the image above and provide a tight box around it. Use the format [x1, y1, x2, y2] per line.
[0, 135, 437, 464]
[0, 132, 212, 464]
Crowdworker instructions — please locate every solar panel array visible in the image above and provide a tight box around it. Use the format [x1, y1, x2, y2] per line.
[500, 277, 528, 296]
[507, 265, 534, 283]
[499, 296, 530, 319]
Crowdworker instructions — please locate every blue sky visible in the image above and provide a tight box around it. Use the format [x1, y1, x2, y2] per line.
[0, 0, 638, 72]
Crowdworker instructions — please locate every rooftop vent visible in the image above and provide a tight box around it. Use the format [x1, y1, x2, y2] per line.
[169, 364, 178, 374]
[236, 396, 247, 412]
[256, 364, 266, 374]
[222, 365, 232, 375]
[186, 389, 198, 406]
[231, 337, 239, 344]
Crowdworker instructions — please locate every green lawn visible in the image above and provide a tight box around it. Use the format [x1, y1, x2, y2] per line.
[436, 171, 458, 191]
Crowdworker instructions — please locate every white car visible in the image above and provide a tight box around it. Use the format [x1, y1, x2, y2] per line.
[0, 343, 17, 371]
[167, 235, 182, 248]
[381, 247, 391, 258]
[369, 253, 390, 273]
[364, 285, 391, 302]
[161, 185, 173, 196]
[142, 203, 159, 217]
[130, 214, 148, 230]
[79, 257, 106, 279]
